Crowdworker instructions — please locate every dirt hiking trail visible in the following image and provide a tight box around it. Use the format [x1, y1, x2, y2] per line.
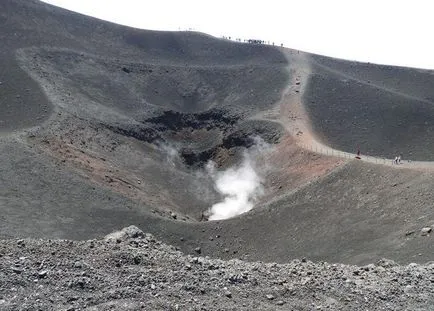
[252, 49, 434, 171]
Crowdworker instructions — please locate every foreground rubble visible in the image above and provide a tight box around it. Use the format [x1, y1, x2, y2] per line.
[0, 226, 433, 310]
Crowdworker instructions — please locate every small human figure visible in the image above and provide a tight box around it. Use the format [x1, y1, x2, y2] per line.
[355, 147, 361, 159]
[394, 156, 398, 165]
[397, 155, 401, 164]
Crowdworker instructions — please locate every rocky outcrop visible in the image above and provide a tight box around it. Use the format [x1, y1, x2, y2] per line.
[0, 227, 433, 310]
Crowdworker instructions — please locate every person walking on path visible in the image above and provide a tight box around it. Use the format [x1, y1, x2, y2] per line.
[356, 146, 361, 159]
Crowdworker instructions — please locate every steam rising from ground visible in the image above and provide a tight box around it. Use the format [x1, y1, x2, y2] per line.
[157, 141, 182, 167]
[206, 155, 261, 220]
[207, 138, 270, 220]
[157, 137, 271, 221]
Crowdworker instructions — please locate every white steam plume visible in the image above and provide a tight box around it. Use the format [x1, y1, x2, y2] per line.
[157, 141, 181, 167]
[207, 138, 269, 220]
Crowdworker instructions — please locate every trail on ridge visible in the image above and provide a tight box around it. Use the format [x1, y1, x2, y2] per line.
[252, 49, 434, 171]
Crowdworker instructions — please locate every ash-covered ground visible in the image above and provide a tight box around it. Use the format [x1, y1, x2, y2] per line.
[1, 1, 434, 309]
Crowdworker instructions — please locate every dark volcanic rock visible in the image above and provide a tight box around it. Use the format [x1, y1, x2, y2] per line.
[0, 230, 433, 310]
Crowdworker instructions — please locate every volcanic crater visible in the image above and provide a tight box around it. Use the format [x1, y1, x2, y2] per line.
[1, 0, 434, 272]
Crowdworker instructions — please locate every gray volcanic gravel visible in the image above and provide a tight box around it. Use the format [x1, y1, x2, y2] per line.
[1, 226, 433, 310]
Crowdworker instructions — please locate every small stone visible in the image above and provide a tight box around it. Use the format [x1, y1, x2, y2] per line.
[404, 285, 414, 294]
[77, 279, 85, 288]
[145, 233, 155, 241]
[363, 264, 375, 271]
[421, 227, 432, 236]
[138, 275, 146, 285]
[266, 294, 275, 300]
[38, 270, 48, 278]
[224, 290, 232, 298]
[133, 255, 141, 264]
[377, 258, 397, 268]
[74, 261, 82, 269]
[276, 300, 284, 305]
[194, 247, 201, 254]
[105, 226, 145, 241]
[11, 266, 23, 274]
[405, 230, 415, 236]
[170, 212, 177, 219]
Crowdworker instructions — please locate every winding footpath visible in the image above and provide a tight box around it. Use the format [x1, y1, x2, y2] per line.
[252, 49, 434, 171]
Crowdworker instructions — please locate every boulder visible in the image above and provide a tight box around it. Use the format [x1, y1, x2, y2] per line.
[421, 227, 432, 236]
[104, 225, 145, 241]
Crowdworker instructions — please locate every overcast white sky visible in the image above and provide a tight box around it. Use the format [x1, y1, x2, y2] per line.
[41, 0, 434, 69]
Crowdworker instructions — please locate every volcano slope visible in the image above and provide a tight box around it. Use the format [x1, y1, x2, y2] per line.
[1, 0, 289, 236]
[305, 53, 434, 160]
[1, 0, 434, 277]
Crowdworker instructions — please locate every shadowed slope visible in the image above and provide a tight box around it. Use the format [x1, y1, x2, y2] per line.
[305, 54, 434, 160]
[0, 0, 287, 132]
[155, 160, 434, 266]
[0, 57, 52, 131]
[0, 0, 290, 235]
